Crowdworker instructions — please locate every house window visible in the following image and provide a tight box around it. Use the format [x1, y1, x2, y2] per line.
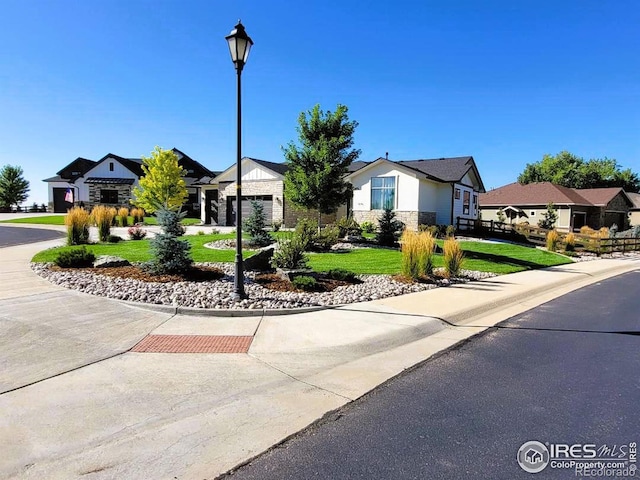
[455, 188, 461, 199]
[473, 194, 478, 215]
[109, 162, 114, 172]
[463, 191, 470, 215]
[371, 177, 396, 210]
[100, 189, 119, 204]
[530, 211, 536, 217]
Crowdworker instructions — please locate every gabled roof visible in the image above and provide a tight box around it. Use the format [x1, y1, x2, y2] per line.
[480, 182, 594, 206]
[348, 156, 485, 192]
[627, 192, 640, 209]
[348, 160, 370, 173]
[55, 157, 97, 181]
[172, 148, 215, 178]
[250, 158, 288, 176]
[575, 187, 632, 207]
[91, 153, 144, 177]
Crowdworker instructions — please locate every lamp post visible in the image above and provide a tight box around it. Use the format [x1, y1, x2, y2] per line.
[226, 20, 253, 301]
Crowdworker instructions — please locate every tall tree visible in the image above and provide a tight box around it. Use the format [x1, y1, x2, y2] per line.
[131, 147, 188, 213]
[518, 151, 640, 192]
[0, 165, 30, 209]
[283, 104, 361, 229]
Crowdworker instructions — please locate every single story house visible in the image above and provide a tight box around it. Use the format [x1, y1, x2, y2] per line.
[628, 192, 640, 227]
[479, 182, 633, 230]
[199, 157, 354, 227]
[346, 156, 485, 230]
[44, 148, 214, 214]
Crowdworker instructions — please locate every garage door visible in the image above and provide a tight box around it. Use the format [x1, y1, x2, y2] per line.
[226, 195, 273, 226]
[52, 188, 73, 213]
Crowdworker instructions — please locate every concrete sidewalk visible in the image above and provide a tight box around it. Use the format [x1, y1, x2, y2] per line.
[0, 234, 638, 479]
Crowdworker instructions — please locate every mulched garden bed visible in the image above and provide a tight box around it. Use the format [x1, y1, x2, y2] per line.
[49, 265, 225, 283]
[254, 273, 356, 293]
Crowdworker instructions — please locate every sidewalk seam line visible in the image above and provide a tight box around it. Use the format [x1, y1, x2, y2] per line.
[247, 353, 354, 402]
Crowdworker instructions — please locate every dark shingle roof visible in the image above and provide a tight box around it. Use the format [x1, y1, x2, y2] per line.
[628, 192, 640, 209]
[55, 158, 96, 181]
[249, 158, 289, 175]
[348, 161, 370, 173]
[480, 182, 593, 206]
[575, 187, 630, 207]
[396, 156, 475, 183]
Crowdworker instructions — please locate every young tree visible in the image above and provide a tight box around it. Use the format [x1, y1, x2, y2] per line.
[244, 200, 273, 247]
[283, 104, 361, 230]
[131, 147, 188, 213]
[538, 203, 558, 229]
[0, 165, 30, 209]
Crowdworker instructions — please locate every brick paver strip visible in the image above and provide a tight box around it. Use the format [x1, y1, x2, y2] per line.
[131, 335, 253, 354]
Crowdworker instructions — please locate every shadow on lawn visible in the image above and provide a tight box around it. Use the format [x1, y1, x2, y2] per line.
[463, 250, 556, 270]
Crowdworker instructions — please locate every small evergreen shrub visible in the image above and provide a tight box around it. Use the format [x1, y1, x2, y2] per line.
[538, 203, 558, 229]
[272, 221, 282, 232]
[91, 205, 116, 242]
[271, 234, 309, 270]
[64, 207, 91, 246]
[360, 221, 375, 234]
[244, 200, 273, 247]
[546, 230, 560, 251]
[147, 207, 192, 274]
[325, 268, 358, 282]
[211, 228, 220, 235]
[376, 208, 404, 247]
[128, 225, 147, 240]
[118, 207, 130, 227]
[292, 275, 317, 292]
[107, 235, 122, 243]
[54, 246, 96, 268]
[196, 230, 205, 236]
[443, 238, 464, 278]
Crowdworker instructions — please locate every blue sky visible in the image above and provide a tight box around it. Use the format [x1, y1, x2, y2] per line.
[1, 0, 638, 204]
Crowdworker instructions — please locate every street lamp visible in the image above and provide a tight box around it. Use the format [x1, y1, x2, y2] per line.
[226, 20, 253, 301]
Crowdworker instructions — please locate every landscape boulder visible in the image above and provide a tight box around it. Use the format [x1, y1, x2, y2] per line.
[244, 247, 274, 271]
[93, 255, 131, 268]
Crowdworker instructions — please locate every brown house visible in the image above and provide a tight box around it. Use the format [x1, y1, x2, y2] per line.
[479, 182, 633, 231]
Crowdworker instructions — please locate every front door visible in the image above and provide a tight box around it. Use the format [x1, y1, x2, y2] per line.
[205, 189, 218, 224]
[572, 212, 587, 231]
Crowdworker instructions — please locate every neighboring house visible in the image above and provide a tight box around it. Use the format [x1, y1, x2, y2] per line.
[628, 192, 640, 227]
[346, 156, 485, 230]
[199, 157, 354, 226]
[44, 148, 214, 214]
[479, 182, 633, 230]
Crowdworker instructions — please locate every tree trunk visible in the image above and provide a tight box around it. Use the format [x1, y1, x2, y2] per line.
[317, 209, 322, 233]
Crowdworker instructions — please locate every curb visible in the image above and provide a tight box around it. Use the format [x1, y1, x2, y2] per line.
[124, 301, 330, 317]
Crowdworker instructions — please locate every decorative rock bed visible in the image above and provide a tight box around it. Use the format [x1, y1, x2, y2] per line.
[31, 262, 496, 310]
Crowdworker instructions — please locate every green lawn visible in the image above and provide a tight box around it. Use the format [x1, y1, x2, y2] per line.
[32, 235, 572, 275]
[1, 215, 201, 226]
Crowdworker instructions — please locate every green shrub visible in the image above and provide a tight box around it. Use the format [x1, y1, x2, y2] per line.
[360, 221, 375, 234]
[147, 207, 192, 274]
[271, 234, 309, 270]
[292, 275, 317, 291]
[64, 207, 91, 246]
[107, 235, 122, 243]
[443, 238, 464, 278]
[325, 268, 358, 282]
[272, 221, 282, 232]
[336, 216, 362, 237]
[376, 208, 404, 247]
[54, 246, 96, 268]
[294, 217, 318, 250]
[446, 225, 456, 238]
[539, 203, 558, 229]
[313, 225, 340, 251]
[244, 200, 273, 247]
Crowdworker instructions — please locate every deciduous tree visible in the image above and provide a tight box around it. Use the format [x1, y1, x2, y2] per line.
[131, 147, 187, 213]
[283, 104, 361, 229]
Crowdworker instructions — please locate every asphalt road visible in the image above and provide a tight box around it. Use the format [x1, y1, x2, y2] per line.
[0, 225, 64, 247]
[223, 270, 640, 480]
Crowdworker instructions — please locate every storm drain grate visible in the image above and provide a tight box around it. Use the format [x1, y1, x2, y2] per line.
[131, 335, 253, 353]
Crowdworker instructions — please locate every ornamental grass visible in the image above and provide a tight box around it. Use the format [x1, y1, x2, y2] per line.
[118, 207, 130, 227]
[546, 229, 560, 252]
[400, 230, 436, 280]
[91, 205, 116, 242]
[64, 207, 91, 245]
[443, 237, 464, 278]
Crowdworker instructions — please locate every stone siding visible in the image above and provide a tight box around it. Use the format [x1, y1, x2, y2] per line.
[353, 210, 436, 230]
[87, 184, 132, 209]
